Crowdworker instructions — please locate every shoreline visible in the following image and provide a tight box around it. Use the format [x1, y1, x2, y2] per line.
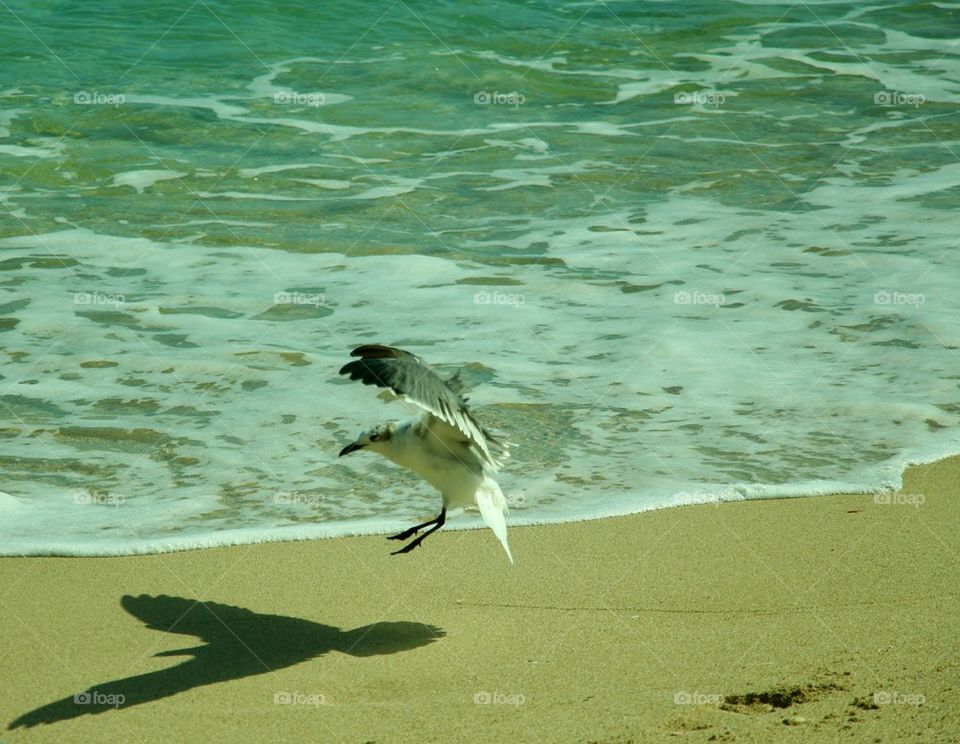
[3, 450, 946, 558]
[2, 455, 958, 742]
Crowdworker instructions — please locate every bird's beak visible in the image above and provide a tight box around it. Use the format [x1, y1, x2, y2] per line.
[339, 441, 364, 457]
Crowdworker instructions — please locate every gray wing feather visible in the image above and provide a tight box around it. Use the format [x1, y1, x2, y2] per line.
[339, 344, 510, 470]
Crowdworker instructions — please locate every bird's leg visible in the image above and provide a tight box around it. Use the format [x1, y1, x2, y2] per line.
[388, 507, 444, 542]
[390, 507, 446, 555]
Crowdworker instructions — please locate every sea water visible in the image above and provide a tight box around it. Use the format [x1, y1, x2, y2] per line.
[1, 1, 958, 555]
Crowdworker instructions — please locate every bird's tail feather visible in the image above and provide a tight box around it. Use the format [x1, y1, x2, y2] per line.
[475, 477, 513, 564]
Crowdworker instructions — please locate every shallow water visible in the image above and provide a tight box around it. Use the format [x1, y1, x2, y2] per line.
[1, 1, 959, 554]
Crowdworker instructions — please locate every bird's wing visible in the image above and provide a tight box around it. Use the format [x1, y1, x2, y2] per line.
[421, 413, 511, 472]
[339, 344, 509, 469]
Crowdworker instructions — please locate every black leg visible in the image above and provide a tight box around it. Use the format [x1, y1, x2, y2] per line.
[388, 508, 444, 542]
[389, 507, 446, 555]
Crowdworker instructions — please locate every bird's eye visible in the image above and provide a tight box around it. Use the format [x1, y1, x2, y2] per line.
[370, 433, 380, 442]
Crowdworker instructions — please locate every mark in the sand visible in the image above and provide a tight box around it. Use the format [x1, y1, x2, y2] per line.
[720, 682, 843, 714]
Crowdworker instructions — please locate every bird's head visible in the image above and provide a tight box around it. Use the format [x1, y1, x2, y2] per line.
[338, 422, 396, 457]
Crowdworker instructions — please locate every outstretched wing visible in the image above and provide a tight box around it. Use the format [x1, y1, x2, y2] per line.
[339, 344, 509, 470]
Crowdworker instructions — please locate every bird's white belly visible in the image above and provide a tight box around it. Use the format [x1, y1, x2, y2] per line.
[388, 447, 482, 507]
[425, 467, 482, 508]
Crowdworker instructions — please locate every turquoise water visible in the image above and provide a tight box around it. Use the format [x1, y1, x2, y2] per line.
[1, 1, 959, 554]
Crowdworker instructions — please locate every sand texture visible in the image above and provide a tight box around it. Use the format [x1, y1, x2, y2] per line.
[2, 456, 958, 742]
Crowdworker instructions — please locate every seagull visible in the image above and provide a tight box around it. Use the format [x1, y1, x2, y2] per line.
[338, 344, 513, 562]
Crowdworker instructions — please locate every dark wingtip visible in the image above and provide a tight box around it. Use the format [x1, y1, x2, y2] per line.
[339, 359, 380, 382]
[349, 344, 413, 359]
[338, 360, 398, 393]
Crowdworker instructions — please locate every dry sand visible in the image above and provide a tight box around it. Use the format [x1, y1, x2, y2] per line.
[2, 455, 958, 743]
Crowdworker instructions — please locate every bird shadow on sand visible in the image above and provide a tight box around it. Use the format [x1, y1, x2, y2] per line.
[9, 593, 444, 729]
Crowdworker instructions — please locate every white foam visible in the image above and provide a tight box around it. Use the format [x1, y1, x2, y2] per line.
[123, 94, 250, 119]
[112, 169, 187, 193]
[349, 176, 424, 200]
[805, 162, 960, 205]
[2, 208, 957, 556]
[194, 190, 321, 201]
[294, 178, 353, 190]
[0, 107, 25, 137]
[0, 138, 66, 158]
[247, 58, 353, 105]
[173, 219, 275, 228]
[238, 162, 331, 177]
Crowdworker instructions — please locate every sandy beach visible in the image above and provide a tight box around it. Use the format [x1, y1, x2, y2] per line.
[2, 455, 958, 743]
